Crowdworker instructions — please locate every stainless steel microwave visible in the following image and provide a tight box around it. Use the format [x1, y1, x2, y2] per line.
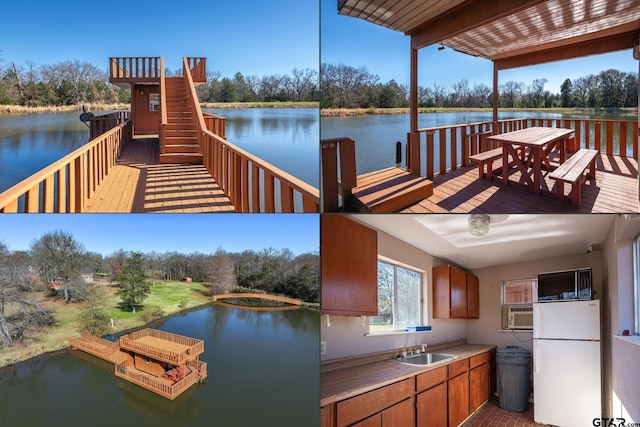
[537, 268, 592, 301]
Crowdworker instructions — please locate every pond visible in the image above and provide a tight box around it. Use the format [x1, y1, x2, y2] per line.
[0, 108, 319, 194]
[320, 110, 637, 175]
[0, 303, 319, 427]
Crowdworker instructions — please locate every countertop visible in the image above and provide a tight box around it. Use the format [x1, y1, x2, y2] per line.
[321, 343, 495, 406]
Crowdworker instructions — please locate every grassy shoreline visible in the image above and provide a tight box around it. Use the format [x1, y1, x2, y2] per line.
[1, 282, 317, 369]
[0, 101, 318, 115]
[321, 106, 638, 117]
[0, 280, 214, 368]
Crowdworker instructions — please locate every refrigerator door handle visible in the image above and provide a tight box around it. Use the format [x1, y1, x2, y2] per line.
[534, 340, 540, 375]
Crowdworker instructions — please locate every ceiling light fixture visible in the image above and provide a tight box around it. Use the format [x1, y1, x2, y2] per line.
[468, 214, 491, 236]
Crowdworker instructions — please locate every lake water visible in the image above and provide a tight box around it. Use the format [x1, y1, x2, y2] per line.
[0, 303, 319, 427]
[321, 111, 637, 174]
[0, 108, 319, 193]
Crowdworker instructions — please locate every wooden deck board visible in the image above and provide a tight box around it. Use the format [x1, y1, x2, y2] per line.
[84, 137, 235, 212]
[401, 154, 638, 213]
[134, 335, 191, 355]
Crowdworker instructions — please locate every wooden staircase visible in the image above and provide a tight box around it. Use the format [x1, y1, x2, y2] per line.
[160, 77, 203, 164]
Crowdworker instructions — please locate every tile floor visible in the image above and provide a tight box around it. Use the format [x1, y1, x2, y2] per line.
[461, 397, 545, 427]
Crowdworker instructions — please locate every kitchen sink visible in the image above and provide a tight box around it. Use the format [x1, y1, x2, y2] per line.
[396, 352, 457, 366]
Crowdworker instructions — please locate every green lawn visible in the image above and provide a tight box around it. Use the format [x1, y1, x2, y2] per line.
[0, 281, 213, 368]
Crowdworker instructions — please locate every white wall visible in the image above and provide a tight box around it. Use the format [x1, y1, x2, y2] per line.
[602, 215, 640, 422]
[321, 229, 466, 360]
[466, 251, 602, 354]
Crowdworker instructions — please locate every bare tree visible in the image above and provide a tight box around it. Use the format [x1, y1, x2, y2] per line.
[0, 242, 53, 347]
[206, 248, 236, 295]
[30, 230, 86, 303]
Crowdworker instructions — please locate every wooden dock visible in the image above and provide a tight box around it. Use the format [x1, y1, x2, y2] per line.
[402, 153, 637, 213]
[68, 328, 206, 400]
[84, 136, 235, 213]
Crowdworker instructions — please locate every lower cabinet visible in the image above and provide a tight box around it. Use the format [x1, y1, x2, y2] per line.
[469, 352, 490, 413]
[325, 351, 492, 427]
[336, 378, 414, 427]
[448, 359, 470, 427]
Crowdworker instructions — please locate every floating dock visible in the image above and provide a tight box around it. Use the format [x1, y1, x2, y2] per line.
[68, 328, 207, 400]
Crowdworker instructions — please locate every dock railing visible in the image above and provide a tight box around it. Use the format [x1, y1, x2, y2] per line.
[181, 57, 320, 213]
[0, 117, 133, 213]
[186, 57, 207, 83]
[114, 357, 206, 400]
[109, 57, 162, 82]
[89, 111, 131, 139]
[414, 117, 638, 178]
[159, 58, 168, 155]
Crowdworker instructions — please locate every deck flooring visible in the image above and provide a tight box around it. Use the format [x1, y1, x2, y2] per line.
[85, 137, 235, 213]
[402, 153, 638, 213]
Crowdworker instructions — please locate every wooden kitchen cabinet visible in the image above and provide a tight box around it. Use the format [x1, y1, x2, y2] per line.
[336, 378, 414, 427]
[322, 404, 335, 427]
[321, 214, 378, 316]
[433, 264, 479, 319]
[469, 352, 490, 413]
[448, 358, 470, 427]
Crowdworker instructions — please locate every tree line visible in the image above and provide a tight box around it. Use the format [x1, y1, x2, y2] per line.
[320, 62, 638, 110]
[0, 231, 318, 347]
[0, 56, 319, 106]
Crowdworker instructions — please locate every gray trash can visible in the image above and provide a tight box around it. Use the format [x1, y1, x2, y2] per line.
[496, 346, 531, 412]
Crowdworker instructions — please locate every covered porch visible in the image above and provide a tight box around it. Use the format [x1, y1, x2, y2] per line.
[323, 0, 640, 213]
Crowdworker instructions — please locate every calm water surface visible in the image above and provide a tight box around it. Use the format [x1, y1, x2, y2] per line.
[321, 111, 637, 174]
[0, 303, 319, 427]
[0, 108, 318, 193]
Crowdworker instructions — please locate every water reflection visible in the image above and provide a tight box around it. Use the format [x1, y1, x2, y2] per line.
[0, 303, 319, 427]
[0, 108, 319, 193]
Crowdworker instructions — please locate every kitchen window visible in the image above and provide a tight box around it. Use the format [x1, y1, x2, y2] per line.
[501, 278, 537, 329]
[369, 260, 423, 333]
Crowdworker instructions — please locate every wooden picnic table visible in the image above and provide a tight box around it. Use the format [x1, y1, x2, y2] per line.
[487, 127, 574, 196]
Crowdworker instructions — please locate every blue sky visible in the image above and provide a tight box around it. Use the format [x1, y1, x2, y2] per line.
[321, 0, 638, 93]
[0, 214, 319, 256]
[0, 0, 318, 78]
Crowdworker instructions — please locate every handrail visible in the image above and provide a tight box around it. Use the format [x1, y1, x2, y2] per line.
[201, 129, 320, 212]
[119, 336, 186, 365]
[414, 117, 638, 178]
[185, 57, 207, 82]
[109, 57, 162, 80]
[180, 56, 319, 212]
[159, 57, 168, 154]
[0, 119, 133, 213]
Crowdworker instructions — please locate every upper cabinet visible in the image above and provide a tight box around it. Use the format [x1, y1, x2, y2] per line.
[321, 214, 378, 316]
[432, 264, 479, 319]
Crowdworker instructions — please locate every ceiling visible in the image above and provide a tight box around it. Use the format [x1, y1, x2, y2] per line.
[338, 0, 640, 68]
[353, 214, 616, 270]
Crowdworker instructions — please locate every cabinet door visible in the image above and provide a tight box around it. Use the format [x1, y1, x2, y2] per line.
[321, 214, 378, 316]
[432, 264, 451, 319]
[450, 266, 468, 318]
[322, 404, 335, 427]
[417, 382, 447, 427]
[469, 363, 490, 413]
[448, 373, 469, 427]
[351, 413, 381, 427]
[382, 398, 414, 427]
[466, 274, 479, 319]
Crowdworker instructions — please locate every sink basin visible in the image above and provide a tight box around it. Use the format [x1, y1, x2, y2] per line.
[396, 352, 457, 366]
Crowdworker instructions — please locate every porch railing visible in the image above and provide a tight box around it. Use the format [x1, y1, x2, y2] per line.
[89, 111, 131, 139]
[415, 117, 638, 178]
[181, 57, 320, 213]
[186, 57, 207, 83]
[114, 359, 204, 400]
[109, 57, 162, 81]
[0, 117, 133, 213]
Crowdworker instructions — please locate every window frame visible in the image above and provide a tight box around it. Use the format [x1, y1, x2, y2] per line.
[369, 258, 424, 333]
[633, 234, 640, 335]
[500, 277, 537, 330]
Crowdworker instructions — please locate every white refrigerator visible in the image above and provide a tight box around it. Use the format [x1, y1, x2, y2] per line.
[533, 299, 602, 427]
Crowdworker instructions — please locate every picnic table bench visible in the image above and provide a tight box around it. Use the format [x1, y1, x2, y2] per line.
[549, 148, 598, 207]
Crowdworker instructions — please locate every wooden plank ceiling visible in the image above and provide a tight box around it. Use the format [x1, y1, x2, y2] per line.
[338, 0, 640, 68]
